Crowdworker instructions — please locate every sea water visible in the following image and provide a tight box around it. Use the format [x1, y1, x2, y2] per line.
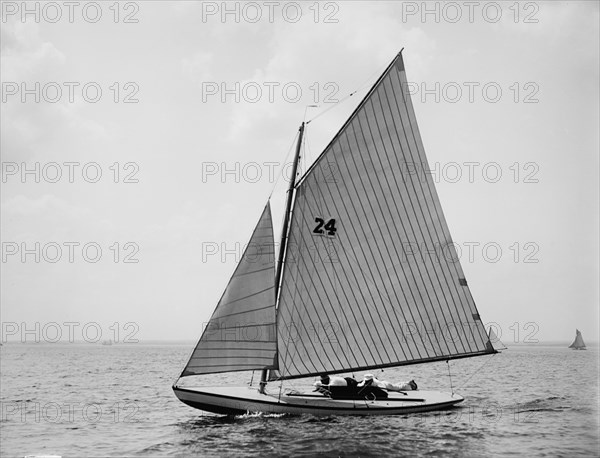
[1, 343, 598, 457]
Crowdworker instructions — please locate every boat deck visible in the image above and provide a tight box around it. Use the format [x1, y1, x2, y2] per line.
[173, 385, 464, 416]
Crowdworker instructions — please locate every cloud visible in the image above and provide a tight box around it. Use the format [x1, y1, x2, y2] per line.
[181, 50, 214, 82]
[1, 20, 109, 163]
[1, 194, 112, 241]
[222, 3, 435, 152]
[0, 20, 65, 80]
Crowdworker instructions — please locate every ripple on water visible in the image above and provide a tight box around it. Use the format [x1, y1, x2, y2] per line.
[1, 344, 598, 457]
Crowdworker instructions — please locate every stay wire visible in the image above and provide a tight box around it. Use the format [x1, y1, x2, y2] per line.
[306, 59, 390, 125]
[268, 130, 301, 199]
[455, 352, 498, 391]
[446, 360, 454, 395]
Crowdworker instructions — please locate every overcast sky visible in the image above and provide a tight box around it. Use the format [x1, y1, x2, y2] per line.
[1, 1, 598, 345]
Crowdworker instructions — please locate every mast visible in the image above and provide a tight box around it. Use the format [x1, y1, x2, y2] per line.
[259, 121, 305, 393]
[275, 122, 305, 293]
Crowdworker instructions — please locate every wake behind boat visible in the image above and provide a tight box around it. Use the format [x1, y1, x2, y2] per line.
[172, 50, 497, 416]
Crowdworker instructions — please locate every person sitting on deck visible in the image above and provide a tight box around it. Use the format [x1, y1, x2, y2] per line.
[314, 374, 344, 393]
[314, 374, 360, 396]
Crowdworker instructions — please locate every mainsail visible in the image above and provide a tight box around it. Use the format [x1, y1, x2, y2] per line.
[569, 329, 586, 349]
[181, 203, 278, 376]
[273, 51, 495, 380]
[179, 51, 496, 383]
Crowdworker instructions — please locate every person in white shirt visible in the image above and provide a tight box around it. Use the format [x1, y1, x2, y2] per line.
[358, 373, 418, 391]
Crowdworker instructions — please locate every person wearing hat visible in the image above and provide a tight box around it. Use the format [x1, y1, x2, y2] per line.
[357, 373, 385, 388]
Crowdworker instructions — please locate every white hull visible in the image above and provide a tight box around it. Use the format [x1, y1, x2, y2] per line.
[173, 385, 463, 416]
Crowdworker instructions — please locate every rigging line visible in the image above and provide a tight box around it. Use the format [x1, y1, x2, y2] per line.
[307, 59, 390, 125]
[306, 90, 357, 124]
[455, 352, 497, 391]
[278, 377, 284, 402]
[304, 104, 320, 123]
[300, 108, 317, 176]
[303, 126, 314, 171]
[269, 130, 301, 199]
[446, 360, 454, 396]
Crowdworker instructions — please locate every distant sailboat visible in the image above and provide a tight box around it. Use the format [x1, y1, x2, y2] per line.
[101, 340, 113, 346]
[569, 329, 586, 350]
[487, 326, 506, 351]
[172, 50, 497, 416]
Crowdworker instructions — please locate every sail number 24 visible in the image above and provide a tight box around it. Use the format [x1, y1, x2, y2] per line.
[313, 218, 337, 236]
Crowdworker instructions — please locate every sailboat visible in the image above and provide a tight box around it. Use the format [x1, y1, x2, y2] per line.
[569, 329, 586, 350]
[172, 50, 497, 416]
[487, 326, 506, 351]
